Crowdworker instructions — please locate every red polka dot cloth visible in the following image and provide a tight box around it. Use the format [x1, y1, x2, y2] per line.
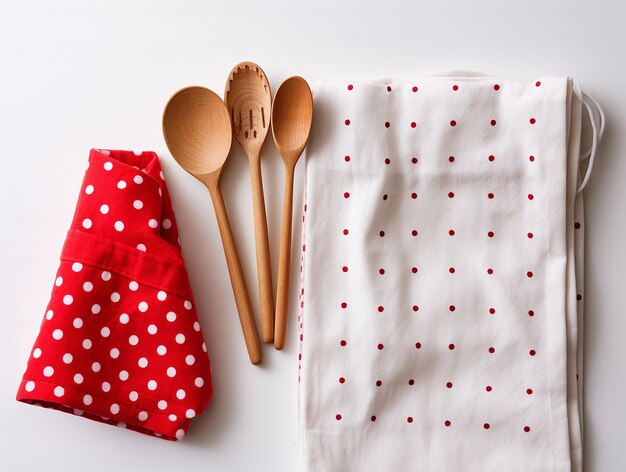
[297, 77, 603, 471]
[16, 149, 212, 441]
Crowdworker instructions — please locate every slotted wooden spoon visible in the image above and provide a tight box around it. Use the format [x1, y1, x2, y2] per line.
[225, 62, 275, 343]
[271, 77, 313, 350]
[163, 86, 262, 365]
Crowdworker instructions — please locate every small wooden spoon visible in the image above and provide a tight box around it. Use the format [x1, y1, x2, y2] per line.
[225, 62, 275, 343]
[271, 76, 313, 350]
[163, 86, 262, 365]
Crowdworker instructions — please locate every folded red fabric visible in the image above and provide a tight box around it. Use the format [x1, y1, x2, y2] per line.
[16, 149, 212, 441]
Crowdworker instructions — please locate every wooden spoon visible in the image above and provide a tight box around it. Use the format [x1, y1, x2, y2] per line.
[271, 76, 313, 350]
[225, 62, 275, 343]
[162, 86, 262, 365]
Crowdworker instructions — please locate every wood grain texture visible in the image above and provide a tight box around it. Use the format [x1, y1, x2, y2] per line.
[225, 62, 275, 344]
[163, 86, 262, 365]
[271, 77, 313, 350]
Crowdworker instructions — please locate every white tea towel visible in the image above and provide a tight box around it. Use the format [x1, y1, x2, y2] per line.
[297, 75, 603, 471]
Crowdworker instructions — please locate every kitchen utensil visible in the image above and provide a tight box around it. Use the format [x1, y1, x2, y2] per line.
[225, 62, 275, 343]
[162, 86, 262, 365]
[271, 76, 313, 350]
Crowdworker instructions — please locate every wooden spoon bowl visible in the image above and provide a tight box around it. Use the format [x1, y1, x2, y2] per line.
[272, 77, 313, 164]
[163, 86, 231, 176]
[225, 62, 273, 155]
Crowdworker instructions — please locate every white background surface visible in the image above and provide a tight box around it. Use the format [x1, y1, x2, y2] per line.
[0, 1, 624, 470]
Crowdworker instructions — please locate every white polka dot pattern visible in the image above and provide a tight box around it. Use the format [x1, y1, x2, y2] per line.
[16, 149, 212, 441]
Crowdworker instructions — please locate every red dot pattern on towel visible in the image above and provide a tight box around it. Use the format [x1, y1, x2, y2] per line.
[301, 80, 554, 439]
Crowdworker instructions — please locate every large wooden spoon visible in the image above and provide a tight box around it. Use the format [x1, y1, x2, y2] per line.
[163, 86, 262, 365]
[271, 76, 313, 350]
[225, 62, 275, 343]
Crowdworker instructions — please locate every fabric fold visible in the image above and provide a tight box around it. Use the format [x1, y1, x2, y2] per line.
[298, 77, 595, 471]
[17, 149, 212, 441]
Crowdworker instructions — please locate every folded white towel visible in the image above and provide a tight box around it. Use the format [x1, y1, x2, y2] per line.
[297, 75, 602, 471]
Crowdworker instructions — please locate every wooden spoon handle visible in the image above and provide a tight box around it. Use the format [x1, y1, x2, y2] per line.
[274, 164, 295, 350]
[249, 156, 275, 343]
[207, 181, 262, 365]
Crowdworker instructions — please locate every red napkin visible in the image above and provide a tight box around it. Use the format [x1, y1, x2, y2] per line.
[16, 149, 212, 441]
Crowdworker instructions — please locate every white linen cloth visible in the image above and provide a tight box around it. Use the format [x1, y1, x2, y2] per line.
[297, 75, 600, 471]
